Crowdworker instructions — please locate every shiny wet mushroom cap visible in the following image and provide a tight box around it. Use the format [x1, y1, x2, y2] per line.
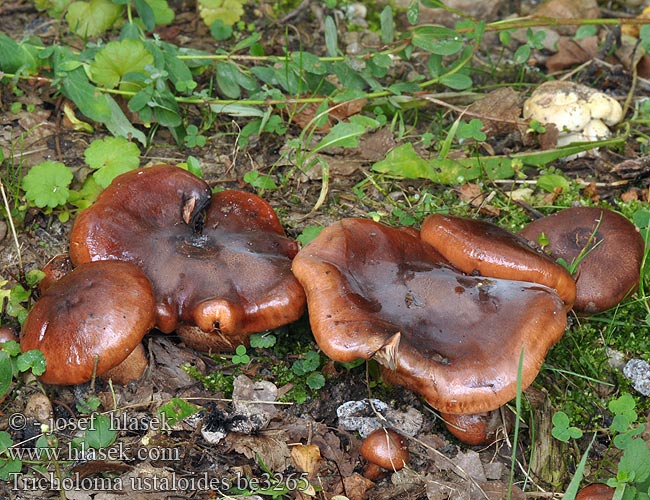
[519, 207, 645, 314]
[69, 165, 306, 348]
[20, 261, 156, 385]
[360, 428, 409, 481]
[292, 218, 568, 414]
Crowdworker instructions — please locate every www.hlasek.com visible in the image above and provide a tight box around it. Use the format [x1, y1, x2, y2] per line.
[11, 471, 311, 493]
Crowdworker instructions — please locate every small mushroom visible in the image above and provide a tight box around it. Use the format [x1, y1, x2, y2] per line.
[0, 325, 17, 345]
[421, 214, 576, 307]
[292, 218, 568, 414]
[519, 207, 645, 314]
[69, 165, 306, 348]
[575, 483, 615, 500]
[523, 81, 623, 157]
[20, 261, 156, 385]
[360, 428, 409, 481]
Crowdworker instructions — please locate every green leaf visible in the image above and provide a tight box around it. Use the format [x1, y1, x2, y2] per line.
[412, 26, 464, 56]
[69, 176, 103, 209]
[618, 438, 650, 483]
[90, 39, 153, 91]
[312, 116, 380, 154]
[210, 19, 233, 41]
[243, 171, 278, 190]
[216, 62, 242, 99]
[457, 119, 486, 141]
[0, 432, 13, 452]
[65, 0, 124, 38]
[407, 0, 419, 24]
[60, 67, 112, 123]
[0, 352, 12, 397]
[84, 414, 117, 449]
[198, 0, 245, 26]
[16, 350, 46, 376]
[325, 16, 338, 57]
[372, 143, 481, 184]
[103, 95, 147, 145]
[306, 372, 325, 390]
[134, 0, 156, 30]
[85, 137, 141, 188]
[1, 341, 21, 357]
[440, 73, 472, 90]
[302, 351, 320, 372]
[0, 34, 38, 73]
[575, 25, 597, 40]
[146, 0, 174, 25]
[249, 333, 277, 349]
[21, 161, 74, 209]
[537, 174, 570, 193]
[296, 225, 324, 246]
[380, 6, 394, 44]
[157, 398, 200, 426]
[0, 458, 21, 481]
[609, 393, 638, 421]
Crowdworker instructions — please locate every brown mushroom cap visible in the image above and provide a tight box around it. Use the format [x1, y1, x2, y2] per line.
[575, 483, 615, 500]
[0, 326, 17, 345]
[20, 261, 156, 385]
[292, 218, 568, 414]
[69, 165, 306, 341]
[421, 214, 576, 307]
[360, 428, 409, 473]
[519, 207, 645, 314]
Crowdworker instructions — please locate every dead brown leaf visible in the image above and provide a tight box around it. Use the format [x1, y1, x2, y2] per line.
[289, 98, 367, 132]
[546, 36, 599, 73]
[291, 444, 322, 478]
[532, 0, 600, 35]
[228, 430, 292, 472]
[466, 87, 524, 137]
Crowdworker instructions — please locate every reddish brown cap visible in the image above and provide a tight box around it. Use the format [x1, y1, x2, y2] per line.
[421, 214, 576, 307]
[69, 165, 306, 344]
[519, 207, 644, 314]
[20, 261, 155, 385]
[292, 218, 568, 414]
[360, 428, 409, 473]
[575, 483, 615, 500]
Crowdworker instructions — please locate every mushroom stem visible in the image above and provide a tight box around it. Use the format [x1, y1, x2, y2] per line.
[101, 343, 148, 385]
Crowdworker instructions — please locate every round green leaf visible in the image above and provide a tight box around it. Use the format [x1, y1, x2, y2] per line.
[21, 161, 73, 209]
[65, 0, 124, 38]
[90, 38, 154, 91]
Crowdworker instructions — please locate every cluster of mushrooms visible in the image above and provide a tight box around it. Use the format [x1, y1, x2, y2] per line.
[18, 165, 645, 454]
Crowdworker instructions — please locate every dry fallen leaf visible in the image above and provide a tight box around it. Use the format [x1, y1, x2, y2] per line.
[466, 87, 525, 137]
[546, 36, 599, 73]
[228, 430, 292, 472]
[290, 444, 322, 478]
[289, 98, 367, 132]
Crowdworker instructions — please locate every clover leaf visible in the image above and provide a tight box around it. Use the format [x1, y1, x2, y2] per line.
[21, 161, 74, 209]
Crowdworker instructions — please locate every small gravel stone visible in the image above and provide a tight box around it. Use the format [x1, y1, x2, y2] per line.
[623, 359, 650, 396]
